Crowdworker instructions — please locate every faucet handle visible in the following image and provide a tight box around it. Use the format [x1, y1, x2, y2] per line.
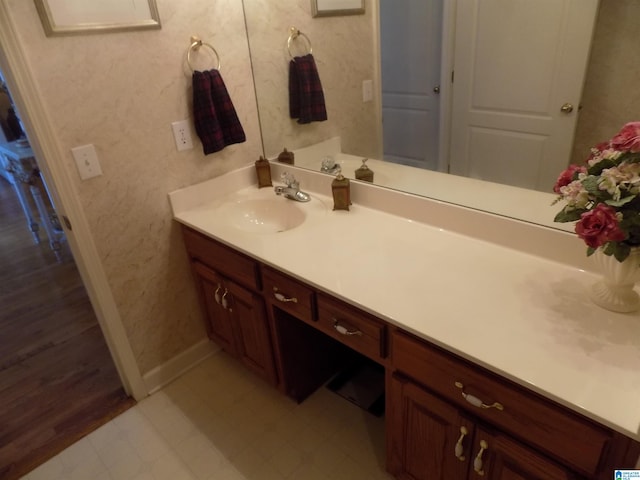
[321, 156, 335, 171]
[281, 171, 297, 187]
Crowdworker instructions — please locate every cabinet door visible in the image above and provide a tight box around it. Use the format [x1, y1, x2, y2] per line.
[469, 427, 575, 480]
[193, 261, 236, 353]
[388, 374, 473, 479]
[226, 278, 277, 385]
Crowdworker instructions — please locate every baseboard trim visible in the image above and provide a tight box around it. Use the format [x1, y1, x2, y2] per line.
[143, 339, 219, 395]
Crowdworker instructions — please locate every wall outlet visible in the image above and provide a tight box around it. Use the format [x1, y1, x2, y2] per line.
[171, 120, 194, 151]
[71, 144, 102, 180]
[362, 79, 373, 103]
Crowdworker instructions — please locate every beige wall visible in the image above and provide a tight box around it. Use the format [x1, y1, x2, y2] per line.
[244, 0, 380, 160]
[3, 0, 378, 376]
[4, 0, 263, 374]
[571, 0, 640, 164]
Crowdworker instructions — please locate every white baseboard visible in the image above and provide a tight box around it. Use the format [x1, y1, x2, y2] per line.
[143, 339, 219, 395]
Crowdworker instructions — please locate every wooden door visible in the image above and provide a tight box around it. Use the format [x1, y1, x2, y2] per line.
[388, 374, 473, 479]
[469, 427, 574, 480]
[448, 0, 598, 191]
[226, 279, 277, 385]
[379, 0, 443, 170]
[192, 261, 236, 354]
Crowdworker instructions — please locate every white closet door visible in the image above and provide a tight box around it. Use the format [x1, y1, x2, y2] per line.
[448, 0, 599, 191]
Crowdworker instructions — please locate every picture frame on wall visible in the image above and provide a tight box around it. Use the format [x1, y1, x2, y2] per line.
[311, 0, 365, 17]
[33, 0, 161, 36]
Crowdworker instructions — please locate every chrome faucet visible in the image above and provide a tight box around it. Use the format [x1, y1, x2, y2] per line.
[274, 172, 311, 202]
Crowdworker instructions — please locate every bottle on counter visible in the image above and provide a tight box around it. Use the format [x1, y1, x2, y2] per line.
[354, 158, 374, 183]
[255, 156, 273, 188]
[331, 168, 351, 211]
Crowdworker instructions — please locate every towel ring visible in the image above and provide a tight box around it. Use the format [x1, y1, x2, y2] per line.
[287, 27, 312, 59]
[187, 38, 221, 72]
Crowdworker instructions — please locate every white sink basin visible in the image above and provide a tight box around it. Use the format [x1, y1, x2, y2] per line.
[220, 198, 307, 233]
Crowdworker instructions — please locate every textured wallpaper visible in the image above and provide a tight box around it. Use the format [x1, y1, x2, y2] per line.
[243, 0, 381, 161]
[571, 0, 640, 164]
[5, 0, 263, 374]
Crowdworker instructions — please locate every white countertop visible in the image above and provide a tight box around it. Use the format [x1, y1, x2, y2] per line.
[169, 164, 640, 441]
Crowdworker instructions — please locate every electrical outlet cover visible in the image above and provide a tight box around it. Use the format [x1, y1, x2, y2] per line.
[171, 120, 194, 151]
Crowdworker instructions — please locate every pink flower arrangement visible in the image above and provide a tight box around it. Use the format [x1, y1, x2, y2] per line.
[554, 122, 640, 262]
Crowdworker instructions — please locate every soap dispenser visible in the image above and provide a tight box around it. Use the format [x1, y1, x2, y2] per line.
[355, 158, 374, 183]
[331, 168, 351, 211]
[254, 156, 272, 188]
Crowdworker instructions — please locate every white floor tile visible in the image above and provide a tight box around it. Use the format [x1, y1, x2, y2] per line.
[19, 351, 389, 480]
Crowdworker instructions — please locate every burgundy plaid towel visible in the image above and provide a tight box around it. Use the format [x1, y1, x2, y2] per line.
[192, 69, 246, 155]
[289, 54, 327, 124]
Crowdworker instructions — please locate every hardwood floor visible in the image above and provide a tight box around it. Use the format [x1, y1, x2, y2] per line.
[0, 177, 134, 479]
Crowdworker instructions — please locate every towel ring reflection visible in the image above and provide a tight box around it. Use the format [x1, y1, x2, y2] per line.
[287, 27, 312, 59]
[187, 37, 221, 72]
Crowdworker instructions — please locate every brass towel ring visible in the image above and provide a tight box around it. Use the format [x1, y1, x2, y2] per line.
[287, 26, 312, 59]
[187, 37, 221, 72]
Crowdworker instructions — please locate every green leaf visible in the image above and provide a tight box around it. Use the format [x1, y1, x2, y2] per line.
[586, 246, 596, 257]
[603, 243, 616, 256]
[554, 208, 584, 223]
[619, 152, 640, 164]
[605, 195, 636, 207]
[613, 243, 631, 262]
[581, 175, 600, 193]
[588, 158, 617, 176]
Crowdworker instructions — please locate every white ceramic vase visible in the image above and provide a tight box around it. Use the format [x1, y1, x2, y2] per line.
[590, 248, 640, 313]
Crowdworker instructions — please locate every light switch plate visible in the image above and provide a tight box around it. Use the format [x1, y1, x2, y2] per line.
[71, 144, 102, 180]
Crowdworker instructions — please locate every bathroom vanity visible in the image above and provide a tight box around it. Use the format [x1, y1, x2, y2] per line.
[169, 164, 640, 480]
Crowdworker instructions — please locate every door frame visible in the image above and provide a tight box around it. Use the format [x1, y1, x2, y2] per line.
[0, 1, 147, 401]
[438, 0, 456, 173]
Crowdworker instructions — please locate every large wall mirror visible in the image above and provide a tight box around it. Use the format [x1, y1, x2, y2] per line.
[242, 0, 639, 230]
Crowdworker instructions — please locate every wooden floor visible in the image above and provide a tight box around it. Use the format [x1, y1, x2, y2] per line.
[0, 177, 134, 480]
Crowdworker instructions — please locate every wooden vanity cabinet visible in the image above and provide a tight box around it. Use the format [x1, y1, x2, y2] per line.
[180, 225, 640, 479]
[182, 227, 277, 385]
[262, 266, 316, 323]
[389, 372, 578, 480]
[388, 329, 640, 480]
[316, 293, 387, 363]
[191, 261, 276, 384]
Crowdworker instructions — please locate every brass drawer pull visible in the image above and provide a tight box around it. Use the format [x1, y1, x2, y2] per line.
[273, 287, 298, 303]
[333, 319, 363, 336]
[455, 382, 504, 411]
[454, 426, 468, 461]
[214, 284, 223, 304]
[473, 440, 488, 475]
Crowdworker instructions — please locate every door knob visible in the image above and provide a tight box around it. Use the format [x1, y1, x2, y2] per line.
[560, 103, 574, 114]
[433, 85, 440, 94]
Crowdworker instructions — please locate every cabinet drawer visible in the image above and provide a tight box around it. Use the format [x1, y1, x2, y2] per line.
[262, 267, 315, 322]
[391, 330, 611, 476]
[317, 294, 386, 361]
[182, 226, 260, 290]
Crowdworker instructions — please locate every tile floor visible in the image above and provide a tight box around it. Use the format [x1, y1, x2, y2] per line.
[21, 351, 393, 480]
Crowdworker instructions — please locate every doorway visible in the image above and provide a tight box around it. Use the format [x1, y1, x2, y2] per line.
[379, 0, 443, 171]
[0, 69, 134, 479]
